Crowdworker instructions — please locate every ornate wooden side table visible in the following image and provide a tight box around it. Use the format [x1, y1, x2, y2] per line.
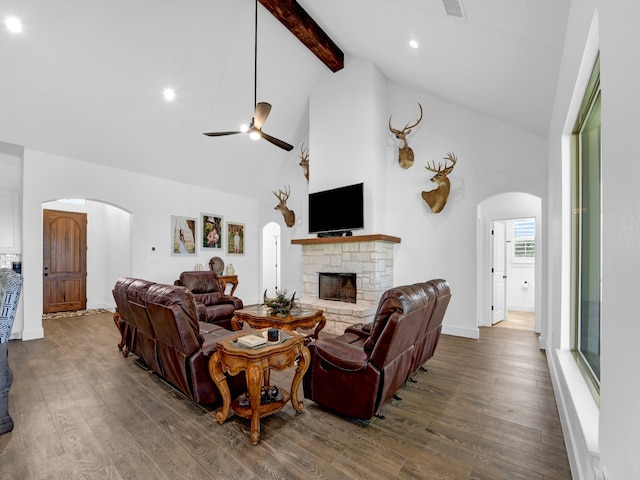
[230, 305, 326, 340]
[217, 275, 239, 296]
[208, 328, 310, 445]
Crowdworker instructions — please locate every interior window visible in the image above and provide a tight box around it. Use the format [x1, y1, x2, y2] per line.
[512, 218, 535, 261]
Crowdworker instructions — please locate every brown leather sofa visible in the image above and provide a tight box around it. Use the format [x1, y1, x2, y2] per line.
[113, 277, 245, 405]
[302, 279, 451, 420]
[174, 271, 243, 330]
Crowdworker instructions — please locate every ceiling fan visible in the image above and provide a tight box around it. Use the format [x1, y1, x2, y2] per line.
[203, 0, 293, 151]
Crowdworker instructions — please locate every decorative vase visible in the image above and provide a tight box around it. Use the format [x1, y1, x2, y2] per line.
[0, 342, 14, 434]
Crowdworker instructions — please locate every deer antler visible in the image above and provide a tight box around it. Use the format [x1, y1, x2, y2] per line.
[389, 103, 423, 134]
[298, 143, 310, 182]
[273, 185, 290, 202]
[425, 152, 457, 174]
[299, 143, 309, 162]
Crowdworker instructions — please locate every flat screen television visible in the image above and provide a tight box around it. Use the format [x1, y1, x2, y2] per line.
[308, 182, 364, 235]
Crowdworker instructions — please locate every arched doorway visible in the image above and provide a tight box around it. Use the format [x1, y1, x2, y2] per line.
[42, 198, 132, 312]
[262, 222, 281, 296]
[477, 192, 543, 342]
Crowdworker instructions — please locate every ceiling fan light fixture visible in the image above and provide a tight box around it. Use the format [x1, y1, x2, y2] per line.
[202, 0, 293, 151]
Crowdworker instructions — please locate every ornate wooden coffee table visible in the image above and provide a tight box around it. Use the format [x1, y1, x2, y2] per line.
[230, 305, 326, 340]
[208, 328, 310, 445]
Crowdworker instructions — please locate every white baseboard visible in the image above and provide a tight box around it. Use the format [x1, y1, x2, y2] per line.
[441, 324, 479, 339]
[21, 327, 44, 341]
[507, 304, 535, 313]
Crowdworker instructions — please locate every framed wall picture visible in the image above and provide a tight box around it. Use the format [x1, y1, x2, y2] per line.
[226, 222, 245, 255]
[171, 215, 197, 256]
[201, 213, 223, 250]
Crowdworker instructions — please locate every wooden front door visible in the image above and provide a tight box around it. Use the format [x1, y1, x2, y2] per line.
[43, 209, 87, 313]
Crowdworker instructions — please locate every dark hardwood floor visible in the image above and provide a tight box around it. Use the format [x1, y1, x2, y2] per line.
[0, 312, 571, 479]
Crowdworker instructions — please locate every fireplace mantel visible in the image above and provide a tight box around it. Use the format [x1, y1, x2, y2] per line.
[291, 234, 400, 246]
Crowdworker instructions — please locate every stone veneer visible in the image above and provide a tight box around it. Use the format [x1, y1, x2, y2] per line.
[291, 235, 401, 335]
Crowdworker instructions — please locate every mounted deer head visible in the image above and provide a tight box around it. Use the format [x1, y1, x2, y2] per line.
[389, 102, 423, 169]
[299, 143, 309, 182]
[273, 185, 296, 227]
[421, 152, 457, 213]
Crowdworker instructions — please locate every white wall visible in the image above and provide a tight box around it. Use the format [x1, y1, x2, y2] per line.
[21, 149, 259, 341]
[386, 83, 547, 339]
[598, 2, 640, 476]
[309, 56, 389, 234]
[545, 0, 640, 478]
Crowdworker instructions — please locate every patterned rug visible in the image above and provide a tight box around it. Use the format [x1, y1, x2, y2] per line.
[42, 308, 111, 320]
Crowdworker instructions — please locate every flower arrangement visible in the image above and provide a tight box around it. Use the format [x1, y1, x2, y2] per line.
[263, 289, 300, 317]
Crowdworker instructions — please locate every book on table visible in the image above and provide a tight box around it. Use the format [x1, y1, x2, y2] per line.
[236, 334, 267, 348]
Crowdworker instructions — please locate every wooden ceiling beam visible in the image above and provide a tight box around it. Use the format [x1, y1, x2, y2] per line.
[258, 0, 344, 72]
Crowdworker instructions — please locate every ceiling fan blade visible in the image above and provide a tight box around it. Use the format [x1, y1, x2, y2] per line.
[253, 102, 272, 130]
[203, 131, 243, 137]
[259, 130, 294, 151]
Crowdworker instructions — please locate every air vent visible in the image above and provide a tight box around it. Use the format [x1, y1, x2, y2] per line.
[442, 0, 466, 19]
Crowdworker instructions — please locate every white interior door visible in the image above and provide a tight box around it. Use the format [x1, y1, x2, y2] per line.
[491, 221, 507, 324]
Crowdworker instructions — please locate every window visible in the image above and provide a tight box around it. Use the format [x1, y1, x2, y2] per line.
[572, 54, 601, 398]
[513, 218, 535, 259]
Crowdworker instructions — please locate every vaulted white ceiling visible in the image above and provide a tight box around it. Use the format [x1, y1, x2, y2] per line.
[0, 0, 569, 196]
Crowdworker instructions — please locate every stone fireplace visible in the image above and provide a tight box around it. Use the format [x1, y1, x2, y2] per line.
[291, 234, 401, 334]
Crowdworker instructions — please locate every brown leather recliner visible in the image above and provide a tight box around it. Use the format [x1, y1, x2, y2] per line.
[410, 279, 451, 375]
[113, 277, 245, 405]
[174, 271, 243, 330]
[303, 280, 450, 420]
[112, 277, 162, 374]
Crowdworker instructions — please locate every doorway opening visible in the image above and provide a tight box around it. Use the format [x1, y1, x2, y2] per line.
[477, 192, 542, 340]
[491, 217, 536, 331]
[262, 222, 281, 296]
[42, 199, 132, 314]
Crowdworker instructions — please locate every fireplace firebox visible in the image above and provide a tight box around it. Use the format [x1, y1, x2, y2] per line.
[318, 273, 357, 304]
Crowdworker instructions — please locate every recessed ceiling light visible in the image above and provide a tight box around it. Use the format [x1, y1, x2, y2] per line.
[240, 124, 249, 133]
[163, 88, 175, 101]
[5, 17, 22, 33]
[409, 40, 419, 49]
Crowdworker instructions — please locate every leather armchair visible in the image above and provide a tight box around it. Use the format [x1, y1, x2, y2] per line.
[174, 271, 243, 330]
[303, 280, 450, 420]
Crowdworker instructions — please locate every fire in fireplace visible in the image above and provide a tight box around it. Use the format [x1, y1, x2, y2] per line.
[318, 272, 357, 304]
